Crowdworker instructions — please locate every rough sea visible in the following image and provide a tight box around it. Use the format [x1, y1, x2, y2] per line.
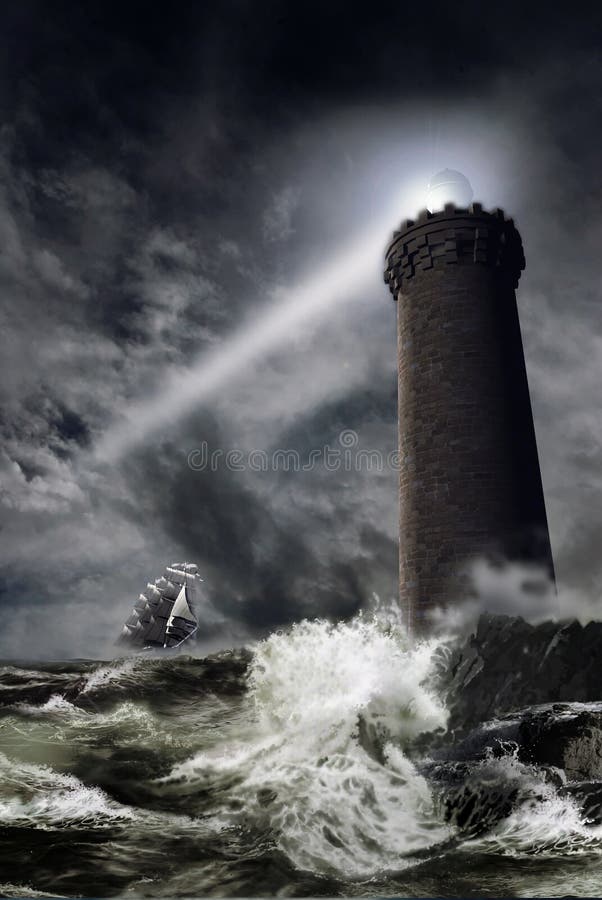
[1, 614, 602, 898]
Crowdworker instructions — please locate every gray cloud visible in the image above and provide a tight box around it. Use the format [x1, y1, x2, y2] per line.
[262, 185, 301, 243]
[0, 4, 601, 656]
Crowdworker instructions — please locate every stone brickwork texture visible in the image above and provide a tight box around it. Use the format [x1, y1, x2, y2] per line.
[384, 204, 554, 637]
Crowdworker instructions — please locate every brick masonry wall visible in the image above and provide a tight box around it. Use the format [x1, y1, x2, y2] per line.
[385, 206, 553, 636]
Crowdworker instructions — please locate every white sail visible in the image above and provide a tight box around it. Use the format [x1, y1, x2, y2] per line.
[165, 583, 198, 647]
[167, 585, 196, 626]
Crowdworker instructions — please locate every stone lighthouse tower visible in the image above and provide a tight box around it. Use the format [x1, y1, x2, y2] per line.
[384, 179, 554, 637]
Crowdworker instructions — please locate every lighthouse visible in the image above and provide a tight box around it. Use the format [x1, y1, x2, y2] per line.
[384, 173, 554, 637]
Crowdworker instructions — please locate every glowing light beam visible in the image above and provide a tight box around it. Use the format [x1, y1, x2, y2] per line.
[94, 211, 400, 463]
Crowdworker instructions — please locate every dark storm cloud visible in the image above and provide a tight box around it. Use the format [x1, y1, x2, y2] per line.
[1, 2, 601, 655]
[120, 371, 400, 636]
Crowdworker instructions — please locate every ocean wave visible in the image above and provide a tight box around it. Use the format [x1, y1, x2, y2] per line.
[13, 693, 88, 718]
[161, 615, 453, 878]
[0, 885, 67, 899]
[3, 616, 602, 895]
[0, 752, 137, 829]
[80, 656, 142, 694]
[458, 750, 602, 857]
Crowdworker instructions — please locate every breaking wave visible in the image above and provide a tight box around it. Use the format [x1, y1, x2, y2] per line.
[80, 656, 142, 694]
[1, 610, 602, 896]
[461, 749, 602, 857]
[163, 616, 451, 878]
[0, 752, 136, 829]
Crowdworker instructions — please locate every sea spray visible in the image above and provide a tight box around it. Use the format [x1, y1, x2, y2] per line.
[249, 615, 447, 753]
[458, 747, 602, 857]
[164, 613, 453, 877]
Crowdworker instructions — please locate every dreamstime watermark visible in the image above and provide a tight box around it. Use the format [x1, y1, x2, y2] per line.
[187, 429, 401, 473]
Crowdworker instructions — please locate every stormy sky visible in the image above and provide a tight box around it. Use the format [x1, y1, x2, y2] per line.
[1, 2, 601, 657]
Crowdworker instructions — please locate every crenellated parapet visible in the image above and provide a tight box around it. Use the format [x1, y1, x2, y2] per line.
[384, 204, 526, 296]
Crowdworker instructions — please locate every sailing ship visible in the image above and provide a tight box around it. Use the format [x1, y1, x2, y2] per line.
[118, 562, 202, 650]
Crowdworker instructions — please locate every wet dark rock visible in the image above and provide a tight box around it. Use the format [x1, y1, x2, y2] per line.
[438, 613, 602, 736]
[517, 704, 602, 780]
[419, 753, 529, 837]
[357, 712, 388, 765]
[421, 611, 602, 838]
[427, 715, 521, 762]
[429, 701, 602, 781]
[561, 781, 602, 825]
[419, 701, 602, 837]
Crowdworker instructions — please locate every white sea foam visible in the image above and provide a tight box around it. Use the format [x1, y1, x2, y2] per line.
[164, 614, 453, 878]
[0, 885, 67, 899]
[6, 696, 179, 759]
[81, 656, 141, 693]
[0, 752, 136, 829]
[461, 750, 602, 857]
[14, 693, 85, 718]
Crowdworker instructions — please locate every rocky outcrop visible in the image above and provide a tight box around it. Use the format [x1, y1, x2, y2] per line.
[517, 703, 602, 780]
[437, 613, 602, 736]
[429, 703, 602, 780]
[417, 614, 602, 835]
[420, 702, 602, 836]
